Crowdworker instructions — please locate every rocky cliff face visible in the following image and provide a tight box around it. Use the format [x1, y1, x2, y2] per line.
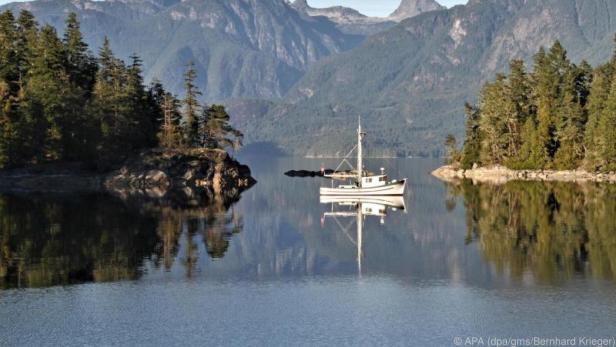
[389, 0, 445, 21]
[290, 0, 443, 35]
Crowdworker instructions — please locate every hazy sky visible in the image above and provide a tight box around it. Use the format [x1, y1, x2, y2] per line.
[310, 0, 468, 16]
[0, 0, 469, 14]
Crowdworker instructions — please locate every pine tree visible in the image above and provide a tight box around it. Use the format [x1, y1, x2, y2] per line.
[63, 12, 96, 91]
[585, 44, 614, 170]
[158, 93, 182, 148]
[444, 134, 458, 164]
[461, 102, 481, 169]
[477, 74, 510, 164]
[596, 74, 616, 171]
[125, 54, 150, 149]
[528, 46, 562, 167]
[0, 11, 18, 167]
[59, 13, 98, 160]
[89, 36, 125, 160]
[504, 59, 531, 161]
[23, 25, 69, 162]
[15, 10, 37, 87]
[553, 64, 589, 169]
[0, 11, 18, 88]
[182, 62, 201, 147]
[200, 104, 243, 150]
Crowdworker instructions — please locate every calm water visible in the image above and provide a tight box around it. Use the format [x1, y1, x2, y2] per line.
[1, 157, 616, 346]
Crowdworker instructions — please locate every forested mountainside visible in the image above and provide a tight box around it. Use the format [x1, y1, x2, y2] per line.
[0, 0, 361, 100]
[245, 0, 616, 157]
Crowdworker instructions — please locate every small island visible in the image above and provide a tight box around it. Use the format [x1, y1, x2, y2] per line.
[433, 39, 616, 184]
[0, 11, 255, 200]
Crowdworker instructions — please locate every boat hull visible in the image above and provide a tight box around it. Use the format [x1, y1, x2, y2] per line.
[320, 179, 406, 196]
[319, 195, 406, 210]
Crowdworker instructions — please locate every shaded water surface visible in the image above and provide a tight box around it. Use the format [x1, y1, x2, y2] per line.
[1, 158, 616, 346]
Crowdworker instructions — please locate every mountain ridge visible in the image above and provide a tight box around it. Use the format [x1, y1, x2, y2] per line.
[289, 0, 445, 35]
[241, 0, 616, 157]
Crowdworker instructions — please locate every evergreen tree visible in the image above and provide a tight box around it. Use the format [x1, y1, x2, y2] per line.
[0, 11, 18, 167]
[89, 36, 126, 160]
[63, 12, 96, 91]
[553, 65, 589, 169]
[597, 75, 616, 171]
[182, 62, 201, 147]
[585, 60, 614, 170]
[505, 59, 531, 161]
[158, 93, 182, 148]
[444, 134, 458, 164]
[15, 10, 37, 87]
[522, 43, 572, 168]
[24, 25, 69, 162]
[0, 11, 18, 88]
[460, 102, 481, 169]
[477, 74, 510, 164]
[60, 13, 98, 160]
[125, 54, 150, 149]
[200, 104, 243, 151]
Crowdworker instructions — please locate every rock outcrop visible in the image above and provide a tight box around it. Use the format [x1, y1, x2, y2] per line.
[432, 165, 616, 184]
[389, 0, 445, 22]
[0, 149, 256, 205]
[105, 149, 256, 205]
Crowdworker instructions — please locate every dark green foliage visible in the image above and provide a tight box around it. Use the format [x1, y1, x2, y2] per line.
[460, 103, 480, 169]
[182, 62, 201, 147]
[444, 133, 458, 165]
[200, 104, 243, 151]
[0, 11, 244, 169]
[157, 91, 182, 149]
[459, 40, 616, 172]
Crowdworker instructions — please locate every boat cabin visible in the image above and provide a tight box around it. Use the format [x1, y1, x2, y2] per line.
[360, 174, 388, 188]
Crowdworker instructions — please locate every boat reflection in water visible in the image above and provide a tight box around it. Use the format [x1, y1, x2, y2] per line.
[320, 196, 406, 275]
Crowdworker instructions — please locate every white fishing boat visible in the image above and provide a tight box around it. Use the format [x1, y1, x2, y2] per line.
[320, 120, 407, 196]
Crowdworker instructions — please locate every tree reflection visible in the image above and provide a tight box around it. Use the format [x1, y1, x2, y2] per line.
[0, 194, 244, 289]
[449, 181, 616, 284]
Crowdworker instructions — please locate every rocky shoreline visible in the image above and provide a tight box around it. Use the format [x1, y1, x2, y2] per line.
[0, 149, 256, 204]
[432, 165, 616, 184]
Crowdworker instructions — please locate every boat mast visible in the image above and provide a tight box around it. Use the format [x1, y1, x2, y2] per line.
[357, 202, 363, 276]
[357, 117, 363, 187]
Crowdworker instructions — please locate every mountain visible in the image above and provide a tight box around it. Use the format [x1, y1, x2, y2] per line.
[242, 0, 616, 157]
[290, 0, 444, 35]
[1, 0, 362, 100]
[389, 0, 445, 22]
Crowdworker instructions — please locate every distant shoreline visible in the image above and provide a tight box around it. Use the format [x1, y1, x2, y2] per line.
[432, 165, 616, 184]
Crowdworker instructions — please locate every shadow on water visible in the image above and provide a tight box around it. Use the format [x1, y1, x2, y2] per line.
[0, 193, 244, 289]
[446, 180, 616, 284]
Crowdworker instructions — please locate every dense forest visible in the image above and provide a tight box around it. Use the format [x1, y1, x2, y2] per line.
[450, 39, 616, 172]
[0, 10, 242, 170]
